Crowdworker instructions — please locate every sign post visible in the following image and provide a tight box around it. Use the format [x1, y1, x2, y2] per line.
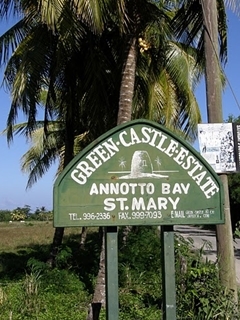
[161, 226, 176, 319]
[53, 119, 224, 319]
[105, 226, 119, 320]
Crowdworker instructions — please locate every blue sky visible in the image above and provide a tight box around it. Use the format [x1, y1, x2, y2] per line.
[0, 10, 240, 211]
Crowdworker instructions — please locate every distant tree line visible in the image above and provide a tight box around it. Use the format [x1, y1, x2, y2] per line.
[0, 205, 53, 222]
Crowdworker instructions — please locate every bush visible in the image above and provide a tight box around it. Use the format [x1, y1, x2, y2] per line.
[175, 235, 238, 319]
[0, 226, 239, 319]
[0, 267, 90, 319]
[0, 210, 11, 222]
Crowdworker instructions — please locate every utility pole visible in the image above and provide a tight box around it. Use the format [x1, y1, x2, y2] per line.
[202, 0, 238, 303]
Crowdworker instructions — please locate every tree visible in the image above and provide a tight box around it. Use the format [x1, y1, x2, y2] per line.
[85, 2, 203, 317]
[0, 2, 220, 316]
[0, 2, 210, 317]
[1, 0, 205, 180]
[11, 206, 29, 221]
[202, 0, 237, 303]
[0, 0, 121, 266]
[0, 210, 12, 222]
[116, 0, 202, 139]
[172, 0, 238, 304]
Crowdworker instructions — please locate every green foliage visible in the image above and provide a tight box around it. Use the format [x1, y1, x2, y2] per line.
[0, 210, 11, 222]
[0, 225, 239, 318]
[55, 245, 73, 269]
[118, 227, 162, 319]
[10, 206, 32, 221]
[0, 282, 24, 318]
[22, 268, 42, 316]
[175, 235, 238, 319]
[117, 228, 239, 319]
[27, 258, 49, 274]
[11, 211, 27, 221]
[234, 221, 240, 238]
[228, 172, 240, 205]
[0, 205, 53, 222]
[119, 226, 161, 273]
[228, 172, 240, 233]
[225, 115, 240, 232]
[30, 207, 53, 221]
[119, 292, 161, 319]
[0, 261, 89, 319]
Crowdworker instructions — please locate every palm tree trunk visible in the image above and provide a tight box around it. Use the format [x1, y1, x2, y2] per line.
[88, 11, 138, 318]
[117, 36, 138, 124]
[202, 0, 238, 303]
[47, 227, 64, 267]
[49, 80, 76, 267]
[87, 227, 105, 319]
[117, 36, 138, 244]
[80, 227, 88, 249]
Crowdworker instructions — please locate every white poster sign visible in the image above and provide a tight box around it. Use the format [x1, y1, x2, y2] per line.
[198, 123, 236, 173]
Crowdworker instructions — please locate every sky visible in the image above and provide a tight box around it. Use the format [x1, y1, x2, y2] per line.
[0, 10, 240, 211]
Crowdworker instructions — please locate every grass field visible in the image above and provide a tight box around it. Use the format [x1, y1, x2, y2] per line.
[0, 221, 81, 251]
[0, 221, 88, 282]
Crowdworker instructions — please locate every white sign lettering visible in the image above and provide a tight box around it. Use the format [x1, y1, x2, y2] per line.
[70, 126, 219, 199]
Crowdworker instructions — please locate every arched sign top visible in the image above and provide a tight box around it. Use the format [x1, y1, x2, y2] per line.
[54, 119, 224, 227]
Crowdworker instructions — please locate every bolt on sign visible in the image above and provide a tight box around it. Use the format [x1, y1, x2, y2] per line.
[54, 120, 224, 227]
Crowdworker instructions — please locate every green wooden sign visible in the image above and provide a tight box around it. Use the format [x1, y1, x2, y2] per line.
[54, 120, 224, 227]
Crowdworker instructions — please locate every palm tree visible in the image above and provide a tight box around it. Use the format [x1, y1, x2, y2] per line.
[171, 0, 228, 63]
[0, 2, 233, 318]
[0, 0, 122, 266]
[172, 0, 240, 303]
[0, 0, 235, 178]
[0, 2, 205, 182]
[116, 0, 168, 125]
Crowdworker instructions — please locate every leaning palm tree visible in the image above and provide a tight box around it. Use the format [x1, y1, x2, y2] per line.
[116, 0, 169, 125]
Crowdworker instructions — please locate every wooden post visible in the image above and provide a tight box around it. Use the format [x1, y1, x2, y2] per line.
[161, 225, 177, 320]
[105, 226, 119, 320]
[202, 0, 238, 303]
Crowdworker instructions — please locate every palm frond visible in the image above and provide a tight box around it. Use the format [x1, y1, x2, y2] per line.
[21, 122, 64, 188]
[172, 0, 228, 64]
[224, 0, 240, 14]
[0, 0, 22, 18]
[0, 19, 29, 66]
